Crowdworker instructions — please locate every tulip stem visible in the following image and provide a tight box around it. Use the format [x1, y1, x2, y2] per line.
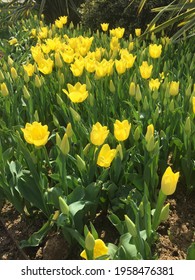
[152, 190, 166, 230]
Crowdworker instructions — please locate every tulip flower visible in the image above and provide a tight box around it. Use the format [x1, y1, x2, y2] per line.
[110, 27, 125, 39]
[114, 120, 131, 141]
[135, 28, 141, 37]
[149, 44, 162, 58]
[80, 239, 108, 260]
[139, 61, 153, 79]
[23, 63, 35, 77]
[1, 82, 9, 97]
[37, 58, 54, 75]
[101, 23, 109, 32]
[62, 82, 88, 103]
[145, 124, 154, 142]
[21, 122, 50, 147]
[161, 166, 180, 195]
[97, 144, 116, 168]
[149, 78, 161, 91]
[90, 122, 109, 146]
[169, 81, 179, 96]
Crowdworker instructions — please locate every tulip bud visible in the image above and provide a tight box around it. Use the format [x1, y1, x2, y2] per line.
[0, 70, 5, 82]
[66, 123, 73, 138]
[169, 99, 175, 112]
[146, 135, 155, 152]
[60, 133, 70, 155]
[24, 71, 30, 83]
[133, 126, 141, 141]
[56, 132, 62, 147]
[85, 232, 95, 251]
[139, 201, 144, 218]
[184, 116, 191, 136]
[86, 76, 92, 91]
[160, 203, 170, 222]
[129, 81, 136, 96]
[116, 143, 123, 160]
[59, 72, 65, 85]
[109, 79, 116, 93]
[135, 84, 142, 102]
[161, 166, 179, 195]
[76, 154, 86, 172]
[55, 52, 63, 68]
[56, 94, 64, 106]
[10, 67, 18, 80]
[34, 110, 39, 122]
[34, 74, 42, 88]
[1, 82, 9, 97]
[143, 96, 149, 111]
[125, 215, 137, 237]
[83, 143, 91, 156]
[53, 114, 60, 128]
[8, 56, 14, 66]
[59, 196, 69, 215]
[52, 210, 60, 221]
[185, 84, 191, 96]
[23, 85, 31, 99]
[70, 107, 81, 122]
[89, 93, 94, 107]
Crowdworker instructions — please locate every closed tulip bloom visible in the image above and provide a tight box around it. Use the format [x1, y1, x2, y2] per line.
[80, 239, 108, 260]
[161, 166, 179, 195]
[1, 82, 9, 97]
[90, 122, 109, 146]
[9, 37, 18, 45]
[139, 61, 153, 79]
[149, 44, 162, 58]
[62, 82, 88, 103]
[101, 23, 109, 32]
[135, 28, 141, 37]
[97, 144, 116, 168]
[21, 121, 50, 147]
[145, 124, 154, 142]
[114, 120, 131, 141]
[192, 96, 195, 114]
[169, 81, 179, 96]
[10, 67, 18, 80]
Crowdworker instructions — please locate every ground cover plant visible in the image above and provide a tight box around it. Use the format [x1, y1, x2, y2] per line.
[0, 3, 195, 260]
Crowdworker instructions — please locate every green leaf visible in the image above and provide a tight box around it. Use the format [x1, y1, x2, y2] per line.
[20, 218, 53, 248]
[186, 243, 195, 260]
[69, 201, 87, 217]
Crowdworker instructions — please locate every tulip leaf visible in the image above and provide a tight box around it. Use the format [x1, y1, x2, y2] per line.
[186, 243, 195, 260]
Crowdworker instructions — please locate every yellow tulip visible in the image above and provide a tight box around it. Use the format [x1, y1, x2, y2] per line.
[37, 58, 54, 75]
[1, 82, 9, 97]
[10, 67, 18, 80]
[62, 82, 88, 103]
[9, 37, 18, 45]
[80, 239, 108, 260]
[135, 28, 141, 37]
[21, 122, 50, 147]
[23, 63, 35, 77]
[114, 120, 131, 141]
[97, 144, 116, 168]
[145, 124, 154, 142]
[139, 61, 153, 79]
[101, 23, 109, 32]
[169, 81, 179, 96]
[115, 59, 126, 75]
[192, 96, 195, 114]
[90, 122, 109, 146]
[149, 44, 162, 58]
[149, 78, 161, 91]
[110, 27, 125, 39]
[161, 166, 180, 195]
[110, 36, 120, 51]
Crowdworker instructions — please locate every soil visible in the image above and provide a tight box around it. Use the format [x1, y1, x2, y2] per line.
[0, 186, 195, 260]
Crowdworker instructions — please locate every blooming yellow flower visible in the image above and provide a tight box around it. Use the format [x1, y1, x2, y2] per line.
[110, 27, 125, 39]
[135, 28, 141, 37]
[192, 96, 195, 114]
[120, 50, 136, 68]
[110, 36, 120, 51]
[62, 82, 88, 103]
[37, 58, 54, 75]
[161, 166, 179, 195]
[90, 122, 109, 146]
[114, 120, 131, 141]
[97, 144, 116, 168]
[21, 122, 50, 147]
[149, 78, 161, 91]
[169, 81, 179, 96]
[59, 16, 68, 25]
[38, 27, 48, 39]
[139, 61, 153, 79]
[70, 58, 85, 77]
[145, 124, 154, 142]
[31, 28, 37, 37]
[149, 44, 162, 58]
[23, 63, 35, 77]
[101, 23, 109, 32]
[115, 59, 126, 75]
[55, 19, 64, 29]
[80, 239, 108, 260]
[9, 38, 18, 46]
